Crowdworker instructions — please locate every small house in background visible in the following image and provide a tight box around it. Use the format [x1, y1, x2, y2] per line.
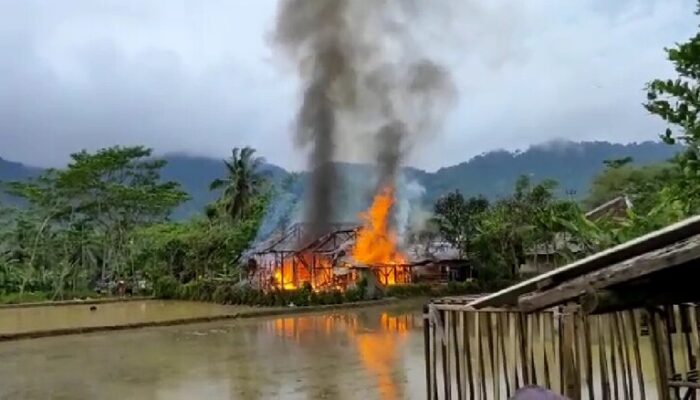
[584, 194, 633, 221]
[405, 239, 474, 283]
[521, 195, 634, 274]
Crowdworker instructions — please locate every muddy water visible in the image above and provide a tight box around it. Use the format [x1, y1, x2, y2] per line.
[0, 302, 426, 400]
[0, 300, 252, 334]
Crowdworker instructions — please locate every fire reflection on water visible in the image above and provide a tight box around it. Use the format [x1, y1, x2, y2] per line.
[267, 312, 417, 400]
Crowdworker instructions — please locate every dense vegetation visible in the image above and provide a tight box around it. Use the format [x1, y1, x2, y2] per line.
[1, 2, 700, 306]
[0, 146, 268, 303]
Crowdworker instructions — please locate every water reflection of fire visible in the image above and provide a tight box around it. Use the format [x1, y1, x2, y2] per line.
[268, 312, 413, 400]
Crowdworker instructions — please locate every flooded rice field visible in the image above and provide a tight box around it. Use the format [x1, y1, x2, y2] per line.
[0, 300, 252, 335]
[0, 302, 425, 400]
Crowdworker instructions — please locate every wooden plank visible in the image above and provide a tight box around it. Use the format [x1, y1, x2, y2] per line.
[519, 234, 700, 312]
[469, 215, 700, 309]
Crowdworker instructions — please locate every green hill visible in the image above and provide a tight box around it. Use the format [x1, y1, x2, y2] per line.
[0, 140, 681, 217]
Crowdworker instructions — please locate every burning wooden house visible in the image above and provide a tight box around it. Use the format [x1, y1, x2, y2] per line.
[246, 187, 469, 292]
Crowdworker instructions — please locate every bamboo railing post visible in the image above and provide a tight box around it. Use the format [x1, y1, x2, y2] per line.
[432, 308, 439, 400]
[608, 314, 620, 400]
[452, 310, 464, 400]
[612, 313, 631, 398]
[424, 305, 433, 400]
[686, 304, 700, 378]
[543, 312, 555, 391]
[648, 308, 672, 400]
[626, 310, 646, 400]
[442, 310, 452, 400]
[510, 312, 520, 392]
[672, 305, 690, 380]
[597, 315, 612, 400]
[561, 304, 581, 400]
[581, 313, 594, 400]
[476, 312, 486, 399]
[491, 313, 500, 399]
[528, 314, 537, 386]
[499, 313, 511, 397]
[487, 313, 498, 398]
[463, 312, 474, 400]
[518, 312, 530, 387]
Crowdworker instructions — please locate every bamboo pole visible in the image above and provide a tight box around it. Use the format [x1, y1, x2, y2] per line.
[487, 313, 499, 399]
[476, 312, 486, 399]
[510, 313, 520, 393]
[686, 304, 700, 376]
[463, 312, 474, 400]
[562, 305, 580, 399]
[597, 315, 612, 400]
[499, 313, 511, 397]
[424, 305, 433, 400]
[608, 314, 620, 400]
[582, 313, 594, 400]
[452, 311, 464, 400]
[672, 305, 690, 379]
[443, 310, 453, 400]
[648, 308, 672, 400]
[518, 312, 530, 387]
[612, 313, 631, 398]
[626, 310, 646, 400]
[476, 312, 488, 399]
[432, 308, 439, 400]
[540, 313, 552, 390]
[612, 313, 634, 399]
[528, 314, 537, 386]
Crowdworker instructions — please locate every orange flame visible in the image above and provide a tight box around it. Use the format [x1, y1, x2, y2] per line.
[352, 186, 410, 285]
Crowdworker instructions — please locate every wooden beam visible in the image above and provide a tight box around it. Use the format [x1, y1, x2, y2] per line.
[468, 215, 700, 309]
[518, 234, 700, 312]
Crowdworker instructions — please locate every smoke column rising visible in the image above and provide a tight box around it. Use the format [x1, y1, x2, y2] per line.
[273, 0, 457, 235]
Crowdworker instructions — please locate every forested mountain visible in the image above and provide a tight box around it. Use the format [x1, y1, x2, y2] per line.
[417, 140, 680, 203]
[0, 140, 681, 216]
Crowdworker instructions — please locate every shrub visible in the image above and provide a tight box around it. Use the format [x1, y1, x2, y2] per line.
[212, 284, 234, 304]
[154, 275, 180, 299]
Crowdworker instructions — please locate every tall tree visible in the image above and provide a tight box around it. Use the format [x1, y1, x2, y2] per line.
[645, 0, 700, 214]
[433, 190, 489, 258]
[6, 146, 188, 292]
[210, 147, 266, 221]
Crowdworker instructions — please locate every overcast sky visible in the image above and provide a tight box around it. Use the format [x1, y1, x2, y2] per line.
[0, 0, 697, 171]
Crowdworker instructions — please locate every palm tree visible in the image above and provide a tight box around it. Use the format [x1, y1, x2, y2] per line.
[209, 147, 265, 221]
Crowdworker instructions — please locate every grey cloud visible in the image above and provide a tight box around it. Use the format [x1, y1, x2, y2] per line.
[0, 0, 697, 171]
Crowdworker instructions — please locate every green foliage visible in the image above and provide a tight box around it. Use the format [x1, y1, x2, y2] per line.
[154, 276, 179, 300]
[209, 147, 267, 221]
[0, 145, 269, 303]
[585, 162, 672, 213]
[644, 2, 700, 215]
[433, 191, 489, 257]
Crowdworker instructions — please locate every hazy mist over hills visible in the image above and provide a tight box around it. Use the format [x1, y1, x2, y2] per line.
[0, 140, 681, 219]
